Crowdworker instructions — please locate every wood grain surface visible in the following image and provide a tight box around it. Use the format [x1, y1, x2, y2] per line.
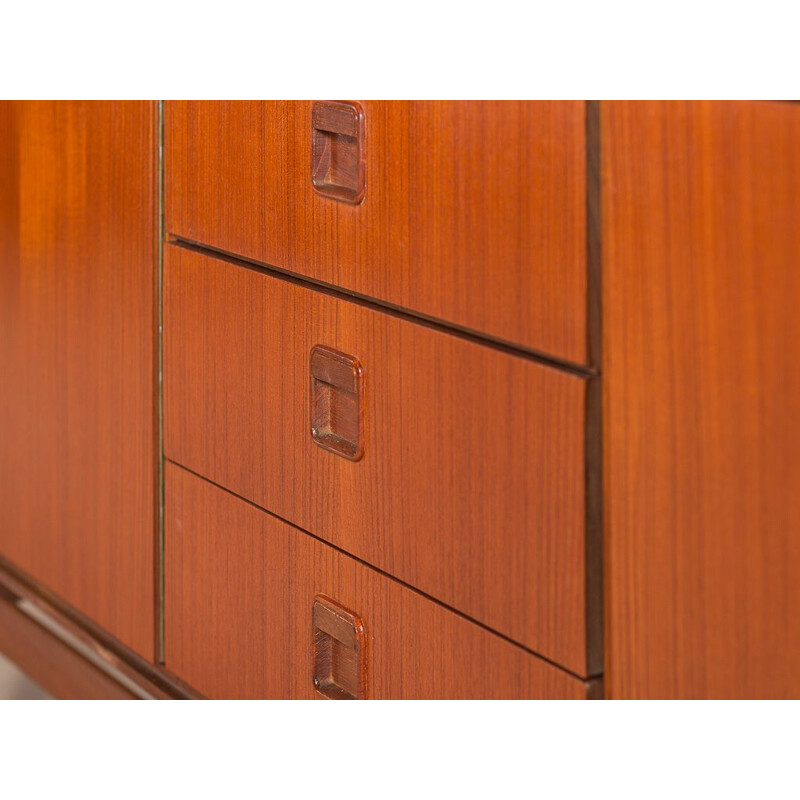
[0, 558, 205, 699]
[0, 101, 156, 659]
[164, 101, 588, 364]
[164, 244, 593, 675]
[604, 101, 800, 698]
[165, 462, 594, 699]
[0, 594, 136, 699]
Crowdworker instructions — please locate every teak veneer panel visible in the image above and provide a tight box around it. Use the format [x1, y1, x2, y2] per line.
[165, 463, 592, 699]
[0, 101, 155, 658]
[164, 245, 591, 675]
[604, 101, 800, 699]
[164, 101, 588, 364]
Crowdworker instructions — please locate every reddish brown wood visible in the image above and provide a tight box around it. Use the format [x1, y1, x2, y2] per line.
[0, 101, 156, 658]
[165, 463, 593, 699]
[0, 593, 137, 700]
[604, 101, 800, 699]
[0, 558, 203, 699]
[164, 101, 588, 364]
[164, 244, 592, 675]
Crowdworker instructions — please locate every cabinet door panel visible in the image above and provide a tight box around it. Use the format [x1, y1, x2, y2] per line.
[0, 101, 155, 658]
[604, 101, 800, 698]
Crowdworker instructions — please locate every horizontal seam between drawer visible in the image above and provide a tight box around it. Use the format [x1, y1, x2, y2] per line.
[165, 457, 603, 683]
[165, 235, 598, 379]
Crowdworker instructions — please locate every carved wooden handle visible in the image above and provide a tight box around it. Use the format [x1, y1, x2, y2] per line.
[311, 101, 366, 205]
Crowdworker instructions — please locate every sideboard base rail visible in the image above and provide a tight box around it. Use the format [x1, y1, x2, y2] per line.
[0, 557, 203, 700]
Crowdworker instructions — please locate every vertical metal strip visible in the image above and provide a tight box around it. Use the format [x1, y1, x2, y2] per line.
[155, 100, 165, 663]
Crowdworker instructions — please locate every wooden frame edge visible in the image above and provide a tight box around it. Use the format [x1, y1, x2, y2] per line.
[0, 557, 203, 700]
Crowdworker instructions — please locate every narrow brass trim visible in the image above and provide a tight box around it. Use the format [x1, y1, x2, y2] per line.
[155, 99, 166, 664]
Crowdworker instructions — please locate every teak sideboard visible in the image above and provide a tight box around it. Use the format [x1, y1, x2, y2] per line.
[1, 100, 797, 699]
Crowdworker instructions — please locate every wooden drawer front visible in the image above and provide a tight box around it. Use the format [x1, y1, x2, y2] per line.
[164, 245, 590, 675]
[164, 101, 588, 364]
[165, 463, 593, 699]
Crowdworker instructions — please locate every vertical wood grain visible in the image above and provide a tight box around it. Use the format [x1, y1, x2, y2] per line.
[0, 101, 156, 658]
[604, 101, 800, 698]
[165, 463, 592, 699]
[164, 244, 591, 675]
[165, 101, 588, 364]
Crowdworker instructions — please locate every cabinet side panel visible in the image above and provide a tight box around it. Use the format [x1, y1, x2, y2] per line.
[604, 101, 800, 698]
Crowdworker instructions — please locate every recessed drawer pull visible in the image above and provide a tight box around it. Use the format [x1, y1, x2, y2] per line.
[311, 101, 366, 204]
[312, 595, 367, 700]
[310, 345, 364, 461]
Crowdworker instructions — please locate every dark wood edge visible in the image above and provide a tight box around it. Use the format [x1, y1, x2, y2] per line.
[0, 557, 204, 700]
[583, 100, 604, 678]
[585, 100, 602, 371]
[584, 377, 603, 678]
[586, 676, 604, 700]
[164, 236, 597, 379]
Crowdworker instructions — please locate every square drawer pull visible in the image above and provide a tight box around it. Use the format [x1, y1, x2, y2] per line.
[312, 596, 367, 700]
[310, 345, 364, 461]
[311, 101, 366, 204]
